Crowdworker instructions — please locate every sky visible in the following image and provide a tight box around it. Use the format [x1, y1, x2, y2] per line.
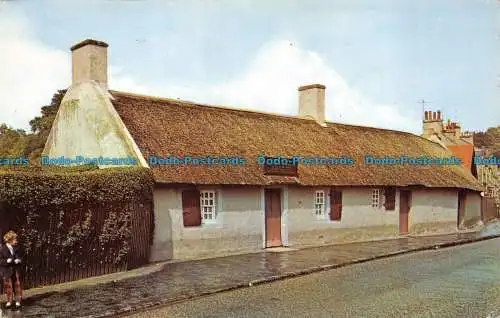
[0, 0, 498, 134]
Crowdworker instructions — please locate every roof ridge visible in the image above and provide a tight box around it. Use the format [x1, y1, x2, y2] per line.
[110, 90, 314, 122]
[110, 90, 415, 136]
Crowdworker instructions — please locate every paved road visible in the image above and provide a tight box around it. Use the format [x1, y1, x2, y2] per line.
[127, 238, 500, 318]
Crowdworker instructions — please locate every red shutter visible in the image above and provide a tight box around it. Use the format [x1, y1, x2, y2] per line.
[330, 190, 342, 221]
[182, 189, 201, 227]
[384, 187, 396, 211]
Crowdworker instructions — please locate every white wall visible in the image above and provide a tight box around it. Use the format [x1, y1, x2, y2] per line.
[409, 188, 458, 234]
[287, 187, 400, 230]
[286, 187, 400, 247]
[151, 186, 263, 261]
[462, 191, 482, 228]
[42, 81, 147, 167]
[151, 185, 481, 261]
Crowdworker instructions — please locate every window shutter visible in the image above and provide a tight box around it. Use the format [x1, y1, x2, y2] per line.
[182, 189, 201, 227]
[384, 187, 396, 211]
[330, 190, 342, 221]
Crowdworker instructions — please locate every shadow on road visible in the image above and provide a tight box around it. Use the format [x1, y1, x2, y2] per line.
[0, 309, 24, 318]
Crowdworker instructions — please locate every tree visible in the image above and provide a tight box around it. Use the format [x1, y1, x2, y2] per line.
[0, 124, 28, 157]
[0, 89, 66, 161]
[474, 126, 500, 157]
[25, 89, 66, 162]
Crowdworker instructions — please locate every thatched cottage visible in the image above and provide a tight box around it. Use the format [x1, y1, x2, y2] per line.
[43, 39, 483, 261]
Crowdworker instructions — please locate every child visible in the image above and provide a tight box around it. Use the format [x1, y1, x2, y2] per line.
[0, 231, 23, 309]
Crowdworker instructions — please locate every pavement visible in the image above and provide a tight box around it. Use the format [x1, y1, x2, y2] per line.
[127, 237, 500, 318]
[14, 221, 500, 318]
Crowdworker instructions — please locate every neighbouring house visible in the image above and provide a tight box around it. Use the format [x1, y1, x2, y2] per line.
[43, 39, 484, 262]
[422, 110, 476, 174]
[422, 110, 500, 220]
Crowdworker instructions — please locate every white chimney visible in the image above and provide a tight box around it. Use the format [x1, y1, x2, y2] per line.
[298, 84, 326, 126]
[70, 39, 109, 90]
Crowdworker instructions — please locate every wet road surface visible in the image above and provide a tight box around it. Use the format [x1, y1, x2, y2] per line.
[127, 238, 500, 318]
[14, 224, 500, 317]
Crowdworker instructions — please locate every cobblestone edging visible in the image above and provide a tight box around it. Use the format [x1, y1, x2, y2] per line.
[92, 233, 500, 318]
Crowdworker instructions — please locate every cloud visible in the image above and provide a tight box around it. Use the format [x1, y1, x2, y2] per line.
[124, 40, 419, 132]
[0, 7, 418, 134]
[0, 7, 70, 130]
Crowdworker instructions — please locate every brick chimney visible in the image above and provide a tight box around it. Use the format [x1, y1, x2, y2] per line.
[453, 123, 461, 139]
[70, 39, 109, 90]
[461, 131, 474, 145]
[298, 84, 326, 126]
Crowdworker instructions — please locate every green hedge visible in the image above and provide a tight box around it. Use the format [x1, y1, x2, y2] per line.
[0, 167, 155, 281]
[0, 166, 154, 209]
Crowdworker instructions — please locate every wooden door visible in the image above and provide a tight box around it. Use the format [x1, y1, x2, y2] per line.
[330, 190, 342, 221]
[457, 190, 467, 228]
[399, 190, 410, 234]
[265, 189, 282, 247]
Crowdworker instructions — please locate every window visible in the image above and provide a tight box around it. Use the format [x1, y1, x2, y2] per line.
[182, 189, 218, 227]
[315, 190, 325, 217]
[200, 190, 217, 222]
[371, 189, 381, 208]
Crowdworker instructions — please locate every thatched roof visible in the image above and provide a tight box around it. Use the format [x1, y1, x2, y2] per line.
[110, 91, 482, 191]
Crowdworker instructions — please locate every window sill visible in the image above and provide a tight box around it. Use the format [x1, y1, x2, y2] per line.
[182, 221, 223, 229]
[200, 222, 223, 229]
[313, 217, 342, 225]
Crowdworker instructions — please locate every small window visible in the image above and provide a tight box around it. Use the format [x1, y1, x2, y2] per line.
[200, 190, 217, 222]
[315, 190, 325, 217]
[371, 189, 381, 208]
[263, 157, 298, 176]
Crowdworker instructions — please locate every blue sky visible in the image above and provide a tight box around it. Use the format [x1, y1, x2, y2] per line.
[0, 0, 498, 133]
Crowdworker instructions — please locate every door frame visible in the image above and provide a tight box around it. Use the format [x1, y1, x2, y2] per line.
[399, 190, 411, 235]
[261, 186, 288, 248]
[457, 190, 467, 229]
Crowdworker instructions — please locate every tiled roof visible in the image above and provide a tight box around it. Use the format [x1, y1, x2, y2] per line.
[447, 144, 474, 172]
[110, 90, 482, 191]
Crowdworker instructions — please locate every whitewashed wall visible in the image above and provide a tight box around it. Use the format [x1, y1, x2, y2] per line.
[151, 187, 262, 261]
[287, 187, 400, 247]
[410, 188, 458, 234]
[151, 185, 482, 261]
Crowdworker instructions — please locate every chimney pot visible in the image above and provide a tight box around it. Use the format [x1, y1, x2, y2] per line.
[71, 38, 109, 90]
[437, 110, 441, 120]
[298, 84, 326, 126]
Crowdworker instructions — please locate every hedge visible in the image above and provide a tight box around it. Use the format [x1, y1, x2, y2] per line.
[0, 167, 155, 287]
[0, 166, 154, 209]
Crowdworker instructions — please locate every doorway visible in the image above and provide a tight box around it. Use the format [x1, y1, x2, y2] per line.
[265, 189, 282, 247]
[399, 190, 411, 234]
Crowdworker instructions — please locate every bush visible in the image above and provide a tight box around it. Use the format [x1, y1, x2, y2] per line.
[0, 166, 154, 209]
[0, 167, 155, 287]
